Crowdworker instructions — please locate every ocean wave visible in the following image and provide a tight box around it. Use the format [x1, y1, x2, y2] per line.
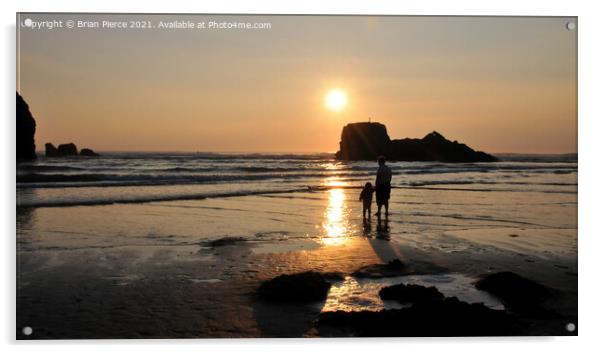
[404, 185, 576, 194]
[16, 164, 85, 172]
[16, 181, 577, 209]
[344, 163, 576, 174]
[16, 187, 313, 208]
[16, 170, 374, 188]
[408, 180, 578, 187]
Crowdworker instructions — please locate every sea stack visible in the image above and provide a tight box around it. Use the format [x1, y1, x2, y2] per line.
[45, 143, 78, 157]
[16, 92, 37, 161]
[80, 148, 99, 157]
[336, 122, 391, 160]
[45, 143, 99, 157]
[335, 122, 497, 162]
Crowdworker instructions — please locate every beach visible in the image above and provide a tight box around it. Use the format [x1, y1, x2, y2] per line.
[16, 154, 577, 338]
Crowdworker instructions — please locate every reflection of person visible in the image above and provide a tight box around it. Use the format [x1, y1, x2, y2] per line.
[375, 156, 392, 218]
[362, 217, 372, 237]
[376, 217, 390, 240]
[359, 182, 374, 219]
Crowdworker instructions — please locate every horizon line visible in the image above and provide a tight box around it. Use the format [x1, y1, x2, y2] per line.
[32, 149, 578, 156]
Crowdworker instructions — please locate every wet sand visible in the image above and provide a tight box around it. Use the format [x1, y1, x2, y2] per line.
[16, 187, 577, 338]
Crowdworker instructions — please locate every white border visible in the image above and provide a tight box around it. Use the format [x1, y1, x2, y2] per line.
[3, 1, 601, 352]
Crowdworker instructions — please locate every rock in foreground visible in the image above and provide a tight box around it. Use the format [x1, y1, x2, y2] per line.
[318, 296, 517, 336]
[335, 122, 497, 162]
[379, 283, 444, 303]
[351, 259, 409, 278]
[258, 271, 331, 302]
[475, 271, 551, 311]
[16, 92, 37, 161]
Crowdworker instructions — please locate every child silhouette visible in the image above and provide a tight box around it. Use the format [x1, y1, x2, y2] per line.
[359, 182, 374, 219]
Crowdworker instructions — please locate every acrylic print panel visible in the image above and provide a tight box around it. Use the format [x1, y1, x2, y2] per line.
[16, 14, 577, 339]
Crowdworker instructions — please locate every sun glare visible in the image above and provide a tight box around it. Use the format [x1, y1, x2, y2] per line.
[325, 89, 348, 112]
[321, 188, 348, 246]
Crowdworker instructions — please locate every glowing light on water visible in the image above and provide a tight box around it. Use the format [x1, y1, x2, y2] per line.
[323, 175, 349, 188]
[321, 188, 349, 246]
[321, 274, 505, 313]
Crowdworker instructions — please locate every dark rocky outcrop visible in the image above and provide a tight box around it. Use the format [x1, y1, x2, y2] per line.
[475, 272, 551, 312]
[204, 236, 247, 247]
[379, 283, 445, 303]
[257, 271, 331, 302]
[80, 148, 99, 157]
[58, 143, 78, 156]
[45, 143, 99, 157]
[317, 296, 518, 336]
[16, 92, 37, 160]
[336, 122, 391, 160]
[45, 143, 58, 157]
[335, 122, 497, 162]
[45, 143, 78, 157]
[351, 259, 409, 278]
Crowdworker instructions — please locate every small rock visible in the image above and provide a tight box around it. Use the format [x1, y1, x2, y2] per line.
[258, 271, 331, 302]
[352, 259, 408, 278]
[205, 236, 246, 247]
[475, 271, 550, 311]
[80, 148, 99, 157]
[379, 283, 444, 303]
[321, 272, 346, 281]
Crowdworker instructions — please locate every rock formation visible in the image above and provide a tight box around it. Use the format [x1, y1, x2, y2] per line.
[475, 272, 551, 312]
[45, 143, 58, 157]
[45, 143, 77, 157]
[258, 271, 331, 302]
[79, 148, 99, 157]
[335, 122, 497, 162]
[379, 283, 445, 303]
[45, 143, 99, 157]
[317, 296, 518, 336]
[16, 92, 37, 160]
[337, 122, 391, 160]
[58, 143, 78, 156]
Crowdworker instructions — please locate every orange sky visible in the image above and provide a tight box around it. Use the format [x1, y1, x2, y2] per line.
[18, 15, 577, 153]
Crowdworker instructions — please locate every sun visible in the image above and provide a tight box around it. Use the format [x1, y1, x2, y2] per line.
[325, 89, 348, 112]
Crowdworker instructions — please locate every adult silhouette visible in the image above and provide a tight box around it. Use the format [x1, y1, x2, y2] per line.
[374, 156, 392, 218]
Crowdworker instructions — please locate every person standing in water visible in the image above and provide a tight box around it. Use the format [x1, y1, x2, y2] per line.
[375, 156, 392, 218]
[359, 182, 374, 220]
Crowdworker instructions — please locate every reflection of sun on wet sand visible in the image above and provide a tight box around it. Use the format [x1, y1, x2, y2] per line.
[321, 188, 349, 246]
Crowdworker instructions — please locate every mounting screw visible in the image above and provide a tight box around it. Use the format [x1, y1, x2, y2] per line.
[566, 22, 576, 31]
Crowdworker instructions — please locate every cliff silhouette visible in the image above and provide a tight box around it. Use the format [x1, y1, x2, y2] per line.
[16, 92, 37, 161]
[335, 122, 497, 162]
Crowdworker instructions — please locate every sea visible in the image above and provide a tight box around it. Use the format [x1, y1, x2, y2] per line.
[16, 152, 578, 337]
[16, 152, 577, 208]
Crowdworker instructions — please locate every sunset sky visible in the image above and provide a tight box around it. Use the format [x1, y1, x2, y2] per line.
[18, 15, 577, 153]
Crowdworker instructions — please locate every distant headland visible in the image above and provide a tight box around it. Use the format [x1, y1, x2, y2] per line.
[335, 122, 497, 162]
